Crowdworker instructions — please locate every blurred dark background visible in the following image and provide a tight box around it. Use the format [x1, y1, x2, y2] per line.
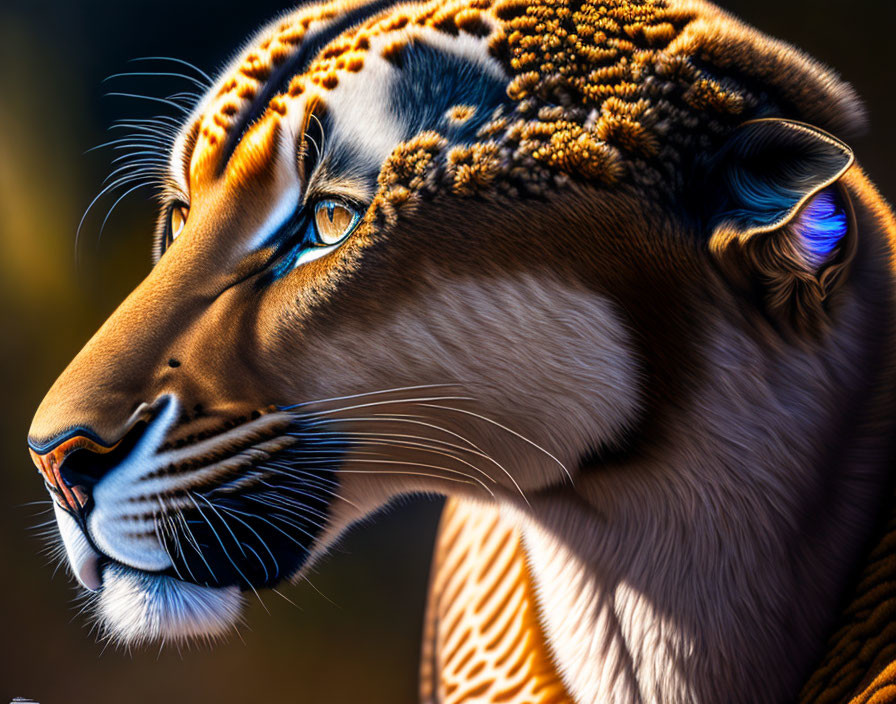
[0, 1, 893, 702]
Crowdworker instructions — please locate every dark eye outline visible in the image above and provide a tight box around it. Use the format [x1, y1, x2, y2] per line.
[162, 201, 190, 251]
[266, 197, 363, 279]
[308, 199, 361, 247]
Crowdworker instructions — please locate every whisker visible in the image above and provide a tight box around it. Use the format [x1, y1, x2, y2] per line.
[104, 92, 191, 114]
[271, 587, 300, 609]
[279, 383, 461, 412]
[27, 519, 60, 531]
[420, 402, 572, 484]
[86, 137, 168, 154]
[294, 413, 529, 501]
[334, 437, 500, 487]
[97, 181, 155, 244]
[177, 507, 220, 583]
[113, 114, 182, 128]
[165, 90, 202, 103]
[252, 481, 332, 521]
[297, 395, 475, 420]
[153, 497, 187, 582]
[336, 455, 495, 498]
[101, 161, 165, 186]
[212, 502, 279, 582]
[220, 504, 311, 553]
[304, 132, 320, 162]
[109, 151, 168, 165]
[109, 123, 178, 139]
[129, 56, 213, 85]
[328, 467, 479, 492]
[192, 493, 268, 610]
[255, 494, 333, 526]
[296, 574, 338, 608]
[243, 542, 272, 585]
[169, 508, 201, 584]
[310, 112, 327, 158]
[103, 71, 208, 89]
[76, 173, 157, 254]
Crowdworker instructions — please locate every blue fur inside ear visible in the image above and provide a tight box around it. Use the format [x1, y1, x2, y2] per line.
[725, 169, 796, 228]
[798, 188, 848, 267]
[720, 169, 848, 268]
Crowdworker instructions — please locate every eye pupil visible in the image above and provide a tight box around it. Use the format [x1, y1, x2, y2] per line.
[313, 200, 359, 246]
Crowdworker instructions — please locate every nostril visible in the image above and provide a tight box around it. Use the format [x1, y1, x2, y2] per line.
[30, 420, 149, 514]
[57, 421, 148, 493]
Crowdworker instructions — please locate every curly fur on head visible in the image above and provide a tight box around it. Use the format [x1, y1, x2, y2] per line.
[25, 0, 896, 702]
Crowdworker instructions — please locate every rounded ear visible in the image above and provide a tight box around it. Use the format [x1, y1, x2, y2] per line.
[707, 118, 857, 339]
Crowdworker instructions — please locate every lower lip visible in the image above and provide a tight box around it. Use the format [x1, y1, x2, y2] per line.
[54, 504, 103, 591]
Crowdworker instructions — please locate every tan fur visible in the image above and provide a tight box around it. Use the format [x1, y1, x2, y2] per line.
[26, 0, 896, 701]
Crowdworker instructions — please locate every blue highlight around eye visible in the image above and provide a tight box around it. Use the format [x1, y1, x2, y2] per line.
[267, 211, 345, 280]
[798, 188, 848, 267]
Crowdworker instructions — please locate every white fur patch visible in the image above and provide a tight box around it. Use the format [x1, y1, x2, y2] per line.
[300, 271, 642, 555]
[322, 44, 404, 176]
[98, 563, 243, 646]
[90, 396, 180, 571]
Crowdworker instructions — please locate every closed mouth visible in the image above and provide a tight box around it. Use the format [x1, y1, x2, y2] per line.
[45, 405, 343, 594]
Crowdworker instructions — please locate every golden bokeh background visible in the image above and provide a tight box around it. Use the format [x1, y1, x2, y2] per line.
[0, 1, 893, 702]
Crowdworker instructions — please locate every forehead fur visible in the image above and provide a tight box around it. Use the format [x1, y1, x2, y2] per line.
[178, 0, 864, 204]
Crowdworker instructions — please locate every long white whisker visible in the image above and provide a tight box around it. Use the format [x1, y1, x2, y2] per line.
[109, 122, 178, 138]
[86, 137, 168, 153]
[298, 395, 474, 420]
[113, 114, 182, 127]
[212, 502, 279, 582]
[187, 493, 267, 610]
[109, 151, 168, 165]
[335, 456, 491, 495]
[76, 173, 158, 254]
[129, 56, 213, 84]
[330, 437, 500, 487]
[290, 414, 529, 504]
[104, 92, 191, 114]
[166, 90, 201, 103]
[328, 467, 479, 490]
[310, 112, 327, 157]
[103, 70, 208, 89]
[98, 182, 155, 243]
[101, 162, 165, 186]
[420, 402, 573, 484]
[194, 494, 270, 609]
[221, 503, 311, 552]
[279, 383, 461, 411]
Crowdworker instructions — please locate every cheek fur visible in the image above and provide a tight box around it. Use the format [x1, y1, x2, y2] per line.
[298, 271, 642, 492]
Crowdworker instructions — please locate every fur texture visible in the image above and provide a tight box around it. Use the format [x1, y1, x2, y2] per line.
[25, 0, 896, 702]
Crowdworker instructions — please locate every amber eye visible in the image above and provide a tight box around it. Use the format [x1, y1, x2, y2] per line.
[312, 200, 360, 246]
[169, 204, 189, 242]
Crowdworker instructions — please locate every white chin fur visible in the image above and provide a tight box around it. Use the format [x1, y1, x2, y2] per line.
[97, 563, 244, 645]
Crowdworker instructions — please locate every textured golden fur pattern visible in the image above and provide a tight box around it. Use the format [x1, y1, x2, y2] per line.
[25, 0, 896, 701]
[420, 498, 572, 703]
